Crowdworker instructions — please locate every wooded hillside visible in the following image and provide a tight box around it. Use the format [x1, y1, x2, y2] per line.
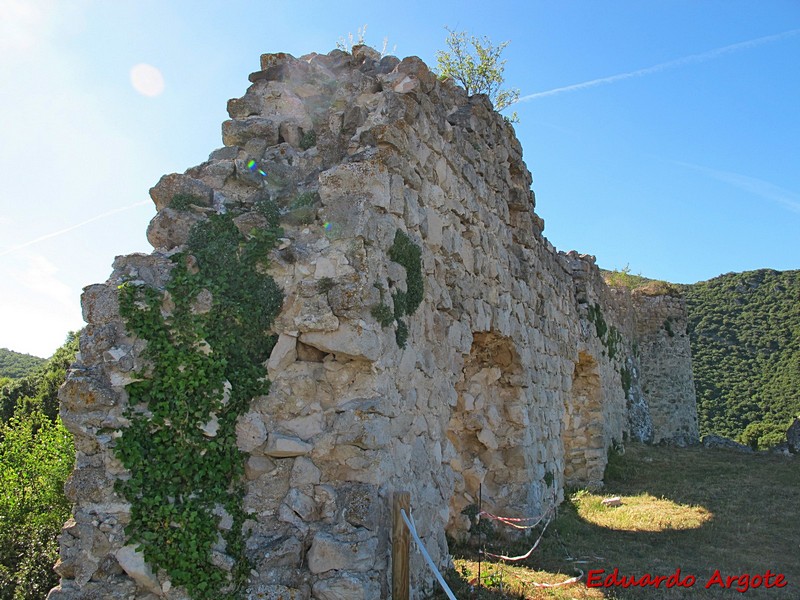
[681, 269, 800, 448]
[0, 334, 77, 600]
[0, 348, 45, 379]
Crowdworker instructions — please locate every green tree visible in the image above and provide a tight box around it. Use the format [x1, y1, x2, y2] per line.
[0, 410, 73, 600]
[0, 333, 78, 424]
[435, 27, 520, 120]
[0, 334, 79, 599]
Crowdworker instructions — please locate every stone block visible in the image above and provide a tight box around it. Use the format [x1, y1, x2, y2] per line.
[221, 117, 279, 147]
[149, 173, 213, 212]
[279, 121, 303, 148]
[283, 488, 316, 521]
[235, 411, 268, 452]
[59, 376, 118, 413]
[307, 533, 378, 574]
[261, 535, 303, 568]
[300, 323, 382, 361]
[283, 412, 324, 439]
[63, 467, 111, 503]
[146, 207, 202, 251]
[312, 574, 377, 600]
[339, 483, 382, 530]
[115, 545, 161, 594]
[290, 456, 321, 486]
[267, 333, 297, 377]
[245, 454, 275, 480]
[265, 433, 313, 458]
[81, 284, 119, 325]
[319, 162, 391, 212]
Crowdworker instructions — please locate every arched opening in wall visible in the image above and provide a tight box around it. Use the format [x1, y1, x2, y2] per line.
[446, 332, 531, 540]
[563, 352, 605, 487]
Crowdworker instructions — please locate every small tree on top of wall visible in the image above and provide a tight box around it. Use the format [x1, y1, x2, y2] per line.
[435, 27, 520, 122]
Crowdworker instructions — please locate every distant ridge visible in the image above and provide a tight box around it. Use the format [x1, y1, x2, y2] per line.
[0, 347, 46, 379]
[681, 268, 800, 448]
[603, 266, 800, 449]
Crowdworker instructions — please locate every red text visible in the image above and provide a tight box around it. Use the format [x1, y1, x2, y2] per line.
[705, 569, 787, 593]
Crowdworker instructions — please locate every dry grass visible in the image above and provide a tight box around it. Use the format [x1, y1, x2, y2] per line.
[570, 490, 712, 532]
[433, 443, 799, 599]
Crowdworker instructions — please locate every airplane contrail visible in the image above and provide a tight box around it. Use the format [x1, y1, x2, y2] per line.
[673, 161, 800, 214]
[0, 200, 151, 257]
[516, 28, 800, 103]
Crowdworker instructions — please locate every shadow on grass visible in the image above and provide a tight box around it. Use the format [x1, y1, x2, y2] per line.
[434, 443, 798, 599]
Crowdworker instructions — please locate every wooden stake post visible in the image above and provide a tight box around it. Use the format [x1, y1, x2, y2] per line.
[392, 491, 410, 600]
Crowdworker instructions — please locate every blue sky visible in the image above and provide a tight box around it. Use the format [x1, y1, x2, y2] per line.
[1, 0, 798, 357]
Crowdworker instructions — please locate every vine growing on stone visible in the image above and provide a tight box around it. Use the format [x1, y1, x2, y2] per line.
[116, 203, 283, 599]
[372, 230, 423, 347]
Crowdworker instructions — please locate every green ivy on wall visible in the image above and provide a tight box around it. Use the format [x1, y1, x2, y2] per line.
[116, 203, 283, 599]
[620, 365, 632, 396]
[372, 230, 423, 347]
[606, 327, 622, 359]
[586, 303, 608, 341]
[586, 302, 624, 359]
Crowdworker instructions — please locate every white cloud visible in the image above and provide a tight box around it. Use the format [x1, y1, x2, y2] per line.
[0, 253, 83, 357]
[0, 0, 153, 357]
[16, 254, 74, 307]
[517, 28, 800, 102]
[0, 0, 88, 52]
[0, 0, 47, 51]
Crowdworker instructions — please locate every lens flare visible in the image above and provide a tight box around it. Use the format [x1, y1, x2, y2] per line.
[130, 63, 165, 97]
[322, 221, 342, 239]
[246, 159, 267, 177]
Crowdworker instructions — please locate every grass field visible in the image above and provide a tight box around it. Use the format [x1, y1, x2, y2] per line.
[434, 443, 799, 599]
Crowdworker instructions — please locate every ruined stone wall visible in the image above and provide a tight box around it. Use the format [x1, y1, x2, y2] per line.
[633, 291, 699, 445]
[51, 47, 696, 600]
[563, 253, 654, 486]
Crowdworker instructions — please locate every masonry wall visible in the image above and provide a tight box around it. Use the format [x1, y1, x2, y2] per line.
[50, 47, 696, 600]
[633, 292, 699, 445]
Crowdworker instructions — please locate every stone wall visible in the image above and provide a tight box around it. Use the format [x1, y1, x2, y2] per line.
[633, 291, 699, 445]
[50, 46, 696, 600]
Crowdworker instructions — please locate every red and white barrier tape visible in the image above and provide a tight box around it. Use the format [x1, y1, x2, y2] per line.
[529, 569, 584, 588]
[480, 513, 553, 562]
